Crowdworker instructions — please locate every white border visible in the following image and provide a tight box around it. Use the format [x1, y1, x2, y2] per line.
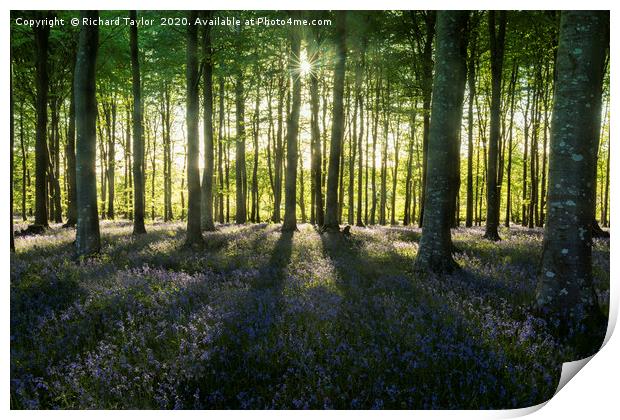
[3, 1, 618, 419]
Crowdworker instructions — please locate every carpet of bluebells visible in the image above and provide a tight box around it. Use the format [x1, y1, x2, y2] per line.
[10, 221, 610, 409]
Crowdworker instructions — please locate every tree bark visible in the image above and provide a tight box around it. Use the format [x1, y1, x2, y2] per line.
[465, 20, 477, 227]
[106, 99, 116, 219]
[308, 29, 324, 226]
[414, 11, 468, 274]
[483, 10, 506, 241]
[323, 11, 347, 232]
[235, 35, 247, 224]
[34, 15, 50, 228]
[201, 12, 216, 231]
[536, 11, 608, 357]
[75, 11, 101, 256]
[130, 11, 146, 234]
[185, 12, 203, 245]
[282, 13, 302, 232]
[418, 11, 436, 228]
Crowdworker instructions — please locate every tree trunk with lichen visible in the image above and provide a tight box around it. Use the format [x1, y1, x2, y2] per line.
[483, 10, 505, 241]
[535, 10, 608, 358]
[282, 12, 302, 232]
[413, 11, 468, 274]
[185, 12, 203, 245]
[323, 11, 347, 233]
[75, 11, 101, 256]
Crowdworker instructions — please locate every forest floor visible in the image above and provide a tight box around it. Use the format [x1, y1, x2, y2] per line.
[10, 220, 610, 409]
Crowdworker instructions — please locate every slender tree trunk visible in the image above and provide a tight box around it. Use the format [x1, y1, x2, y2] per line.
[201, 13, 215, 231]
[185, 12, 203, 245]
[483, 10, 506, 241]
[218, 77, 225, 224]
[391, 108, 401, 225]
[34, 17, 50, 228]
[465, 24, 477, 227]
[75, 11, 101, 256]
[522, 89, 531, 226]
[348, 70, 358, 226]
[404, 106, 416, 226]
[226, 101, 231, 223]
[272, 68, 285, 223]
[414, 11, 468, 274]
[539, 64, 551, 227]
[370, 74, 380, 225]
[107, 100, 116, 219]
[10, 63, 14, 250]
[529, 78, 540, 229]
[282, 13, 302, 232]
[323, 11, 347, 232]
[379, 81, 389, 225]
[308, 31, 324, 226]
[505, 63, 518, 227]
[536, 11, 608, 357]
[19, 105, 27, 221]
[356, 41, 367, 227]
[64, 68, 78, 227]
[251, 80, 260, 223]
[235, 47, 247, 224]
[418, 11, 437, 228]
[130, 11, 146, 234]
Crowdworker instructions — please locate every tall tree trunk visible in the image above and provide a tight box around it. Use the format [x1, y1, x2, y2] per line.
[536, 11, 608, 357]
[465, 22, 477, 227]
[505, 63, 518, 227]
[10, 62, 14, 250]
[64, 67, 78, 227]
[75, 11, 101, 256]
[19, 104, 27, 221]
[391, 108, 401, 225]
[251, 80, 260, 223]
[282, 14, 302, 232]
[539, 63, 551, 227]
[308, 30, 324, 227]
[404, 106, 416, 226]
[272, 67, 285, 223]
[235, 42, 247, 224]
[356, 39, 367, 227]
[483, 10, 506, 241]
[414, 11, 468, 274]
[107, 100, 116, 219]
[323, 11, 347, 232]
[49, 98, 63, 223]
[34, 16, 50, 228]
[226, 101, 231, 223]
[521, 89, 531, 226]
[370, 74, 380, 225]
[529, 77, 540, 229]
[379, 81, 389, 225]
[185, 12, 203, 245]
[218, 77, 225, 224]
[348, 69, 358, 226]
[201, 13, 215, 231]
[418, 11, 437, 228]
[130, 11, 146, 234]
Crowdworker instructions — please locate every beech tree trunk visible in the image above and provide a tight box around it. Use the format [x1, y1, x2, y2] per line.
[414, 11, 468, 274]
[536, 11, 608, 357]
[75, 11, 101, 256]
[201, 12, 215, 231]
[323, 11, 347, 232]
[34, 15, 50, 228]
[282, 13, 302, 232]
[130, 10, 146, 234]
[185, 12, 203, 245]
[483, 10, 506, 241]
